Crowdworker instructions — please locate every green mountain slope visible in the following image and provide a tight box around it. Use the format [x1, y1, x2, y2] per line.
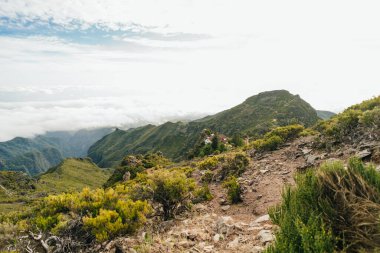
[0, 128, 113, 175]
[37, 158, 112, 193]
[316, 110, 336, 120]
[89, 90, 319, 167]
[0, 158, 112, 213]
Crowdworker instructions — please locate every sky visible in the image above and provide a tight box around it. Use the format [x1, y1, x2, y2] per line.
[0, 0, 380, 141]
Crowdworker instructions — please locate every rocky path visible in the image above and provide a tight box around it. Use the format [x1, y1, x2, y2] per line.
[99, 135, 380, 253]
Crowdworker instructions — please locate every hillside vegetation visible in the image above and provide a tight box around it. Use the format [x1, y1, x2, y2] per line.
[89, 90, 319, 167]
[316, 110, 336, 120]
[0, 158, 111, 214]
[1, 92, 379, 253]
[267, 158, 380, 253]
[0, 128, 112, 175]
[37, 158, 112, 193]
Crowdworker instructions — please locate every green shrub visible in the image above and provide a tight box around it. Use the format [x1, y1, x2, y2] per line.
[266, 158, 380, 253]
[223, 176, 242, 204]
[220, 153, 249, 179]
[147, 170, 196, 220]
[264, 124, 304, 141]
[252, 135, 284, 152]
[299, 128, 318, 137]
[104, 153, 171, 187]
[193, 184, 213, 203]
[169, 166, 195, 177]
[251, 124, 304, 152]
[197, 156, 220, 170]
[359, 107, 380, 127]
[349, 96, 380, 111]
[316, 97, 380, 143]
[32, 187, 152, 242]
[201, 170, 214, 183]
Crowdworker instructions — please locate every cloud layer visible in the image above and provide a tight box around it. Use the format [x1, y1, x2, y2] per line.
[1, 0, 380, 141]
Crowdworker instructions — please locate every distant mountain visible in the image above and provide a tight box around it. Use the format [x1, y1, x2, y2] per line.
[317, 110, 336, 120]
[43, 128, 114, 157]
[89, 90, 319, 167]
[0, 128, 113, 175]
[37, 158, 112, 193]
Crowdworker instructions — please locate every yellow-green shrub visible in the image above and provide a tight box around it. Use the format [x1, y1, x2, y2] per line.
[193, 184, 213, 203]
[264, 124, 304, 141]
[197, 156, 220, 170]
[251, 124, 305, 152]
[359, 107, 380, 127]
[219, 153, 249, 179]
[252, 135, 284, 152]
[201, 170, 214, 183]
[223, 176, 242, 204]
[148, 170, 196, 220]
[33, 187, 151, 241]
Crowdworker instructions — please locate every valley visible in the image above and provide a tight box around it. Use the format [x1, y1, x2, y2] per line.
[0, 90, 379, 253]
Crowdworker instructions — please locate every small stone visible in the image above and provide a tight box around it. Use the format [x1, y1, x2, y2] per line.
[301, 148, 312, 155]
[251, 246, 264, 253]
[221, 205, 231, 211]
[227, 237, 239, 248]
[260, 169, 269, 174]
[357, 149, 372, 159]
[254, 214, 270, 223]
[203, 245, 214, 252]
[178, 240, 195, 248]
[123, 171, 131, 181]
[219, 198, 228, 205]
[256, 195, 263, 200]
[306, 155, 318, 165]
[213, 233, 221, 243]
[257, 230, 274, 244]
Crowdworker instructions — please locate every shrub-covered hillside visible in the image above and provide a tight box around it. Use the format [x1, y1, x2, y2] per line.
[89, 90, 319, 167]
[0, 158, 112, 214]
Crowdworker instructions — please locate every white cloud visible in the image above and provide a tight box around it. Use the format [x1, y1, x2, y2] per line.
[1, 0, 380, 140]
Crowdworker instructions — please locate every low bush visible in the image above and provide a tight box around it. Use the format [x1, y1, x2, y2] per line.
[252, 135, 284, 152]
[316, 96, 380, 143]
[220, 153, 249, 180]
[251, 124, 305, 152]
[201, 170, 214, 183]
[32, 187, 152, 242]
[266, 158, 380, 252]
[124, 170, 197, 220]
[223, 176, 242, 204]
[105, 153, 171, 187]
[197, 156, 220, 170]
[193, 184, 213, 203]
[148, 170, 196, 220]
[264, 124, 304, 141]
[360, 107, 380, 127]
